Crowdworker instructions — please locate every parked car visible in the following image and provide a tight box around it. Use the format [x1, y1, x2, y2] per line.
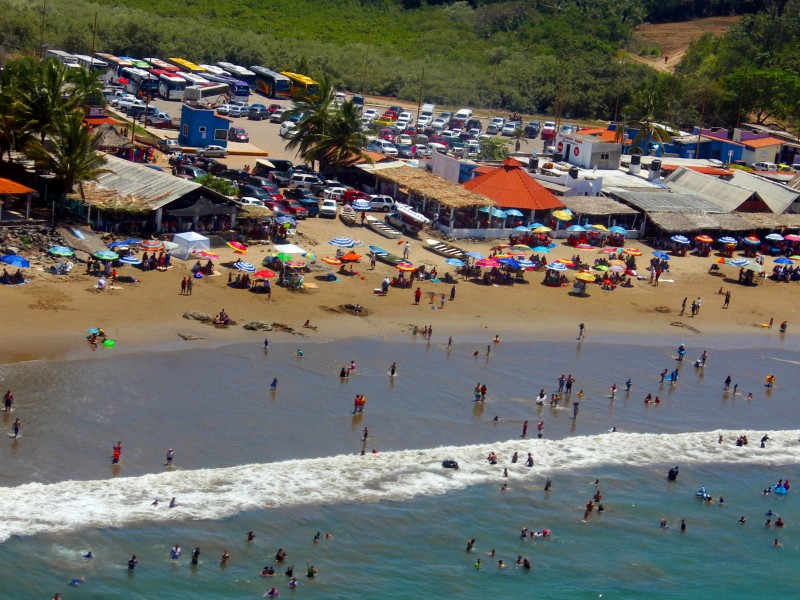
[174, 165, 206, 180]
[417, 115, 431, 128]
[396, 134, 413, 146]
[248, 104, 269, 120]
[128, 105, 158, 119]
[560, 123, 575, 134]
[269, 109, 286, 123]
[267, 103, 282, 114]
[501, 123, 518, 136]
[486, 123, 501, 135]
[362, 108, 379, 122]
[290, 173, 323, 190]
[117, 98, 145, 114]
[245, 176, 276, 190]
[379, 128, 396, 142]
[374, 115, 396, 127]
[157, 138, 180, 153]
[234, 197, 265, 207]
[285, 187, 317, 200]
[319, 198, 338, 218]
[322, 187, 348, 201]
[217, 169, 250, 183]
[238, 185, 275, 202]
[279, 121, 297, 138]
[524, 121, 541, 138]
[394, 143, 413, 159]
[342, 190, 369, 204]
[196, 145, 227, 158]
[432, 117, 448, 129]
[146, 112, 173, 128]
[369, 194, 396, 212]
[279, 199, 309, 218]
[414, 144, 431, 158]
[297, 197, 319, 217]
[541, 121, 556, 140]
[367, 140, 398, 157]
[228, 127, 249, 142]
[227, 104, 250, 118]
[192, 157, 227, 174]
[310, 179, 345, 196]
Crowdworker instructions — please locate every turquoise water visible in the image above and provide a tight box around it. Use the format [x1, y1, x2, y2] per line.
[0, 334, 797, 598]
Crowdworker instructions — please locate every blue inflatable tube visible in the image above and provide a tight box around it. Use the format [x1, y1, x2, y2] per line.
[772, 485, 789, 495]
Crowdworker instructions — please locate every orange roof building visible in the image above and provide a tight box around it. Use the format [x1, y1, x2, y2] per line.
[463, 158, 564, 213]
[0, 178, 35, 195]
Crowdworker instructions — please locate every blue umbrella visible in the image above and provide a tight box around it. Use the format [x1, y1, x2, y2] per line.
[718, 236, 737, 245]
[729, 258, 750, 267]
[465, 251, 484, 260]
[608, 226, 627, 234]
[513, 225, 531, 231]
[547, 262, 567, 271]
[479, 206, 507, 218]
[234, 261, 256, 272]
[566, 225, 585, 232]
[517, 259, 535, 268]
[532, 246, 551, 253]
[120, 256, 142, 265]
[444, 258, 466, 267]
[652, 251, 670, 260]
[1, 255, 30, 268]
[93, 250, 119, 261]
[329, 237, 356, 248]
[774, 257, 793, 265]
[499, 257, 520, 269]
[671, 235, 690, 245]
[505, 209, 524, 217]
[108, 240, 133, 248]
[276, 216, 297, 225]
[529, 222, 545, 229]
[352, 200, 371, 211]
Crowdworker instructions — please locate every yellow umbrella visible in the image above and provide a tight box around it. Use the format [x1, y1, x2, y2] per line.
[510, 244, 532, 252]
[590, 224, 608, 232]
[608, 259, 625, 266]
[532, 226, 551, 233]
[553, 210, 572, 221]
[575, 271, 596, 282]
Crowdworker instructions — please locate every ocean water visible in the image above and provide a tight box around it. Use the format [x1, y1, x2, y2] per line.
[0, 333, 798, 598]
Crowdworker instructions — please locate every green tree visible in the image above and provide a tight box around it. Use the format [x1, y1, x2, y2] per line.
[308, 100, 369, 172]
[283, 75, 336, 167]
[624, 91, 675, 154]
[478, 137, 508, 161]
[25, 112, 111, 216]
[14, 57, 72, 142]
[195, 174, 238, 197]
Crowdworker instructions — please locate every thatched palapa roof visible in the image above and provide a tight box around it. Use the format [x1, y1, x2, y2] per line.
[734, 212, 800, 231]
[646, 211, 752, 233]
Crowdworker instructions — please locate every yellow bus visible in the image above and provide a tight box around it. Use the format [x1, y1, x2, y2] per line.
[166, 58, 206, 74]
[280, 71, 320, 100]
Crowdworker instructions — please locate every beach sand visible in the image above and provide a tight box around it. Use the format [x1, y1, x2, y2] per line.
[0, 216, 791, 363]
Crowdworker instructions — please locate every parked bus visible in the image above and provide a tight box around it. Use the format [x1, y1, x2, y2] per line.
[94, 53, 133, 82]
[151, 69, 187, 101]
[44, 49, 80, 68]
[73, 54, 107, 73]
[184, 83, 230, 106]
[280, 71, 319, 99]
[200, 73, 249, 100]
[143, 57, 180, 73]
[121, 67, 159, 98]
[119, 57, 151, 70]
[199, 64, 228, 76]
[180, 73, 210, 87]
[251, 66, 292, 99]
[166, 58, 205, 74]
[217, 62, 256, 88]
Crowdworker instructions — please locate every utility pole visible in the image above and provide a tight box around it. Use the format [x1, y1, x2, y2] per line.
[554, 73, 563, 132]
[489, 61, 497, 118]
[89, 11, 98, 70]
[696, 86, 707, 160]
[360, 44, 370, 98]
[39, 0, 47, 59]
[415, 65, 425, 146]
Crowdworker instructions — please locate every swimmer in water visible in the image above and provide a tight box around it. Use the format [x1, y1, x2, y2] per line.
[247, 531, 256, 541]
[296, 349, 304, 357]
[289, 577, 298, 588]
[267, 587, 280, 597]
[83, 551, 93, 559]
[221, 551, 230, 565]
[169, 497, 177, 508]
[474, 558, 481, 569]
[270, 378, 278, 390]
[389, 362, 397, 377]
[313, 531, 321, 543]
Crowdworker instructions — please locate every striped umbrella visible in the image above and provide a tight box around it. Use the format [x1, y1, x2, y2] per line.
[695, 235, 714, 244]
[743, 236, 760, 245]
[233, 261, 256, 272]
[352, 200, 371, 211]
[718, 236, 737, 245]
[517, 259, 535, 268]
[120, 256, 142, 265]
[547, 262, 567, 271]
[93, 250, 119, 261]
[598, 247, 620, 254]
[49, 246, 74, 257]
[329, 237, 356, 248]
[623, 248, 642, 256]
[670, 235, 690, 245]
[138, 240, 164, 251]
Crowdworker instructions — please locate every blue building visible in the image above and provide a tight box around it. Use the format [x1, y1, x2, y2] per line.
[178, 105, 230, 149]
[663, 134, 744, 162]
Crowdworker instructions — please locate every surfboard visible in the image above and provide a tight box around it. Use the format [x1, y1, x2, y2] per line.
[7, 433, 20, 438]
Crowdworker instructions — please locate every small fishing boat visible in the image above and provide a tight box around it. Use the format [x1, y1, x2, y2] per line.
[339, 204, 357, 226]
[368, 245, 407, 266]
[425, 238, 466, 259]
[366, 215, 402, 239]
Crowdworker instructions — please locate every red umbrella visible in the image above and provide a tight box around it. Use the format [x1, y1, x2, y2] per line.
[396, 262, 415, 272]
[227, 241, 247, 253]
[475, 258, 499, 268]
[695, 235, 713, 244]
[254, 269, 276, 278]
[341, 252, 362, 262]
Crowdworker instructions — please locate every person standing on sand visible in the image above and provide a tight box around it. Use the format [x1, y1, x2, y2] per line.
[578, 323, 585, 340]
[414, 287, 422, 304]
[450, 285, 456, 301]
[186, 277, 194, 296]
[440, 294, 446, 309]
[723, 290, 730, 309]
[180, 277, 187, 295]
[695, 297, 701, 314]
[680, 297, 687, 316]
[403, 242, 410, 260]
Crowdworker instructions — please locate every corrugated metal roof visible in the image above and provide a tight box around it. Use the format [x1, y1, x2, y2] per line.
[664, 167, 754, 212]
[462, 159, 564, 211]
[82, 155, 200, 210]
[610, 189, 725, 213]
[728, 170, 800, 214]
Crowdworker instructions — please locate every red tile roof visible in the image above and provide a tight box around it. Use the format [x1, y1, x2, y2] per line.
[463, 159, 564, 211]
[0, 178, 35, 195]
[743, 137, 783, 148]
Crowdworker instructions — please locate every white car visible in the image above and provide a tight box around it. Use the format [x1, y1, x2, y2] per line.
[216, 104, 234, 116]
[279, 121, 297, 138]
[397, 134, 413, 145]
[432, 117, 448, 129]
[491, 117, 505, 127]
[109, 93, 135, 107]
[414, 144, 432, 158]
[396, 118, 410, 130]
[323, 187, 348, 201]
[398, 111, 413, 122]
[542, 121, 556, 134]
[319, 199, 338, 218]
[362, 108, 379, 122]
[501, 123, 518, 136]
[235, 197, 265, 207]
[369, 194, 396, 212]
[417, 115, 431, 128]
[117, 98, 145, 113]
[196, 145, 227, 157]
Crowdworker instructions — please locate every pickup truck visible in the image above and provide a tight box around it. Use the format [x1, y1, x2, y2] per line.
[145, 112, 174, 128]
[385, 204, 430, 236]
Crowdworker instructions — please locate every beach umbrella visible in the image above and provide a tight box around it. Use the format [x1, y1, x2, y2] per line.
[553, 209, 573, 221]
[555, 258, 575, 267]
[513, 225, 531, 231]
[465, 251, 484, 260]
[517, 259, 535, 268]
[671, 235, 690, 245]
[48, 246, 74, 257]
[609, 264, 625, 272]
[499, 257, 520, 269]
[194, 250, 220, 259]
[93, 250, 118, 261]
[444, 258, 465, 267]
[532, 226, 551, 233]
[479, 206, 507, 218]
[566, 225, 585, 232]
[396, 263, 415, 272]
[322, 256, 342, 265]
[476, 258, 499, 268]
[303, 252, 316, 262]
[254, 269, 277, 278]
[119, 256, 142, 265]
[510, 244, 532, 252]
[608, 226, 627, 234]
[695, 235, 714, 244]
[774, 257, 793, 265]
[575, 244, 595, 251]
[623, 248, 642, 256]
[532, 246, 551, 253]
[529, 223, 545, 229]
[329, 237, 356, 248]
[743, 236, 760, 245]
[608, 259, 626, 266]
[791, 255, 800, 261]
[652, 251, 670, 260]
[594, 264, 609, 271]
[227, 241, 248, 253]
[107, 240, 132, 248]
[138, 239, 165, 251]
[233, 260, 256, 272]
[742, 262, 764, 273]
[275, 216, 296, 225]
[575, 271, 596, 282]
[1, 254, 30, 268]
[590, 224, 609, 232]
[718, 236, 737, 245]
[352, 200, 371, 211]
[504, 209, 524, 217]
[490, 243, 510, 251]
[729, 258, 750, 267]
[341, 251, 362, 262]
[285, 260, 306, 269]
[547, 262, 567, 271]
[163, 241, 179, 250]
[766, 233, 784, 242]
[598, 247, 620, 254]
[784, 234, 800, 242]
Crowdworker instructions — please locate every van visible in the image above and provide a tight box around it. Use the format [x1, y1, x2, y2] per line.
[421, 103, 435, 118]
[290, 173, 322, 190]
[753, 162, 778, 172]
[455, 108, 473, 121]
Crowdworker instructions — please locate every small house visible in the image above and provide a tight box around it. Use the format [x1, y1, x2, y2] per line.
[554, 133, 621, 170]
[178, 105, 230, 149]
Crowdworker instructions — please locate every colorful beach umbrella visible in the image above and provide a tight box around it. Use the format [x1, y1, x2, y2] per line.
[303, 252, 316, 262]
[499, 258, 520, 269]
[479, 206, 507, 218]
[790, 255, 800, 261]
[623, 248, 642, 256]
[107, 240, 133, 248]
[529, 223, 546, 230]
[93, 250, 118, 261]
[566, 225, 585, 232]
[774, 257, 793, 265]
[490, 243, 510, 251]
[138, 239, 165, 251]
[254, 269, 277, 278]
[517, 259, 535, 268]
[532, 226, 551, 233]
[609, 264, 625, 272]
[119, 256, 142, 265]
[227, 241, 248, 253]
[575, 244, 595, 251]
[329, 237, 356, 248]
[598, 247, 619, 254]
[784, 234, 800, 242]
[594, 265, 609, 271]
[608, 259, 626, 266]
[233, 260, 256, 272]
[396, 263, 415, 272]
[285, 260, 306, 269]
[513, 226, 531, 231]
[695, 235, 714, 244]
[552, 209, 573, 221]
[341, 252, 362, 262]
[532, 246, 551, 253]
[718, 237, 737, 245]
[575, 271, 596, 282]
[742, 262, 764, 273]
[547, 262, 567, 271]
[510, 244, 531, 252]
[48, 246, 74, 257]
[608, 226, 627, 234]
[444, 258, 465, 267]
[766, 233, 784, 242]
[1, 254, 30, 268]
[671, 235, 690, 245]
[743, 236, 760, 245]
[194, 250, 220, 259]
[322, 256, 342, 265]
[466, 251, 484, 260]
[555, 258, 575, 267]
[589, 224, 609, 232]
[476, 258, 499, 268]
[729, 258, 750, 267]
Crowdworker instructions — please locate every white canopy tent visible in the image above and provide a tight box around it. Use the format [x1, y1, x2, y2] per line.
[273, 243, 306, 254]
[172, 231, 211, 260]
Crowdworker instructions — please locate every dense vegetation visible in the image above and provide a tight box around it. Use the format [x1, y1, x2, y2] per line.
[0, 0, 795, 131]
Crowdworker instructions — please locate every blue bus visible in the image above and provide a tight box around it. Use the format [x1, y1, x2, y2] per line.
[200, 73, 250, 100]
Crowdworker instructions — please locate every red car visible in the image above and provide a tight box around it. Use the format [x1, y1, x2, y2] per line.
[267, 104, 282, 114]
[379, 128, 396, 142]
[279, 199, 309, 218]
[342, 190, 369, 204]
[382, 110, 399, 120]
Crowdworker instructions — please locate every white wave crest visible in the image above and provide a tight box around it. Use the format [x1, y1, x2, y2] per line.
[2, 429, 798, 542]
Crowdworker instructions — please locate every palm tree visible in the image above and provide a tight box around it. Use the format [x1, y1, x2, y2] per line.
[65, 66, 107, 111]
[624, 91, 675, 155]
[14, 57, 72, 142]
[511, 128, 528, 153]
[25, 112, 112, 216]
[309, 101, 369, 171]
[283, 76, 337, 167]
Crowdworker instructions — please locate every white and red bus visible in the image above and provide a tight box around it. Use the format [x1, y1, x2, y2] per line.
[143, 57, 180, 74]
[151, 69, 187, 101]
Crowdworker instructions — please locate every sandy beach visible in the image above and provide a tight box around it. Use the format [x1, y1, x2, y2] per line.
[1, 216, 794, 364]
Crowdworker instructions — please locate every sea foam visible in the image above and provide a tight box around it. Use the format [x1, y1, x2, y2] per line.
[1, 429, 797, 542]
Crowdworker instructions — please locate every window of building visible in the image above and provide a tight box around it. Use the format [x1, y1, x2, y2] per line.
[214, 129, 227, 141]
[198, 126, 207, 134]
[182, 124, 189, 137]
[600, 152, 609, 160]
